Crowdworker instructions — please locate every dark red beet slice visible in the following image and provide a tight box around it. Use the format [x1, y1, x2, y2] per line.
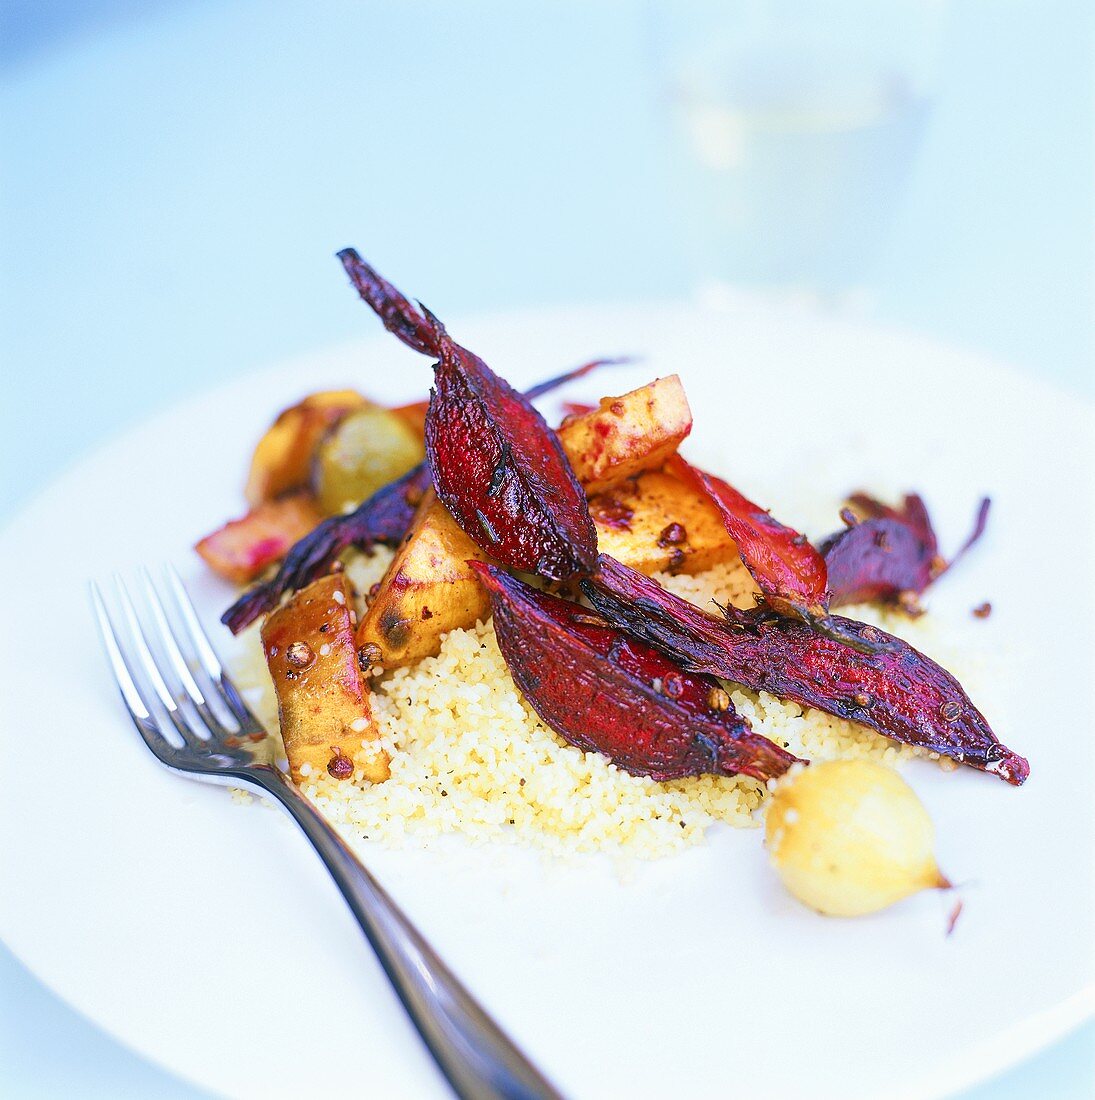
[338, 248, 598, 580]
[821, 516, 935, 607]
[582, 554, 1028, 785]
[665, 456, 883, 652]
[848, 493, 937, 548]
[822, 494, 991, 608]
[473, 562, 799, 782]
[665, 454, 828, 617]
[424, 311, 597, 579]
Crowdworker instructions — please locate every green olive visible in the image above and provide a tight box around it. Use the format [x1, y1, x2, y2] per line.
[313, 405, 425, 515]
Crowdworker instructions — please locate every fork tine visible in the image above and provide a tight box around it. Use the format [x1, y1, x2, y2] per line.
[163, 564, 263, 733]
[139, 568, 237, 739]
[114, 575, 208, 748]
[90, 581, 175, 757]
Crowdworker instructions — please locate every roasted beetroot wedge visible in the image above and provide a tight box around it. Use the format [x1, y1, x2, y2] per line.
[424, 311, 597, 579]
[339, 248, 596, 579]
[665, 455, 828, 619]
[473, 563, 798, 782]
[582, 555, 1028, 785]
[822, 494, 991, 608]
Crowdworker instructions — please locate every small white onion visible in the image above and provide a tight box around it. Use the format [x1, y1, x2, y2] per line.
[765, 760, 949, 917]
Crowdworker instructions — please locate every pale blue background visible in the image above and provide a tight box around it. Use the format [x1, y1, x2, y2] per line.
[1, 1, 1092, 1096]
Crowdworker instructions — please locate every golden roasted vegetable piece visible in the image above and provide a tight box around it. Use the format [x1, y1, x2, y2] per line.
[355, 489, 492, 668]
[312, 405, 426, 516]
[245, 390, 367, 506]
[557, 375, 692, 494]
[195, 492, 322, 585]
[591, 469, 738, 576]
[261, 573, 389, 784]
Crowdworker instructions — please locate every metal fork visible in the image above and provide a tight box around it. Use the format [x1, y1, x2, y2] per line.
[91, 567, 561, 1100]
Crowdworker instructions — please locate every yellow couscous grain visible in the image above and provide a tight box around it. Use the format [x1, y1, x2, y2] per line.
[231, 550, 957, 859]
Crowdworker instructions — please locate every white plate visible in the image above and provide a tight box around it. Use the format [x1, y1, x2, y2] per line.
[1, 302, 1092, 1100]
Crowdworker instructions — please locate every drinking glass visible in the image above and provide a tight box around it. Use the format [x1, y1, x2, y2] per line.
[651, 0, 944, 297]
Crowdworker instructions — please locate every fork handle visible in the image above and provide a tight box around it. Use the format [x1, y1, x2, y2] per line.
[250, 770, 562, 1100]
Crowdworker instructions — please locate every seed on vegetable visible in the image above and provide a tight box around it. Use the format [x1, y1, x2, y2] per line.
[589, 494, 634, 530]
[285, 641, 315, 669]
[765, 760, 949, 917]
[357, 642, 383, 672]
[658, 522, 687, 547]
[327, 746, 354, 780]
[707, 686, 732, 712]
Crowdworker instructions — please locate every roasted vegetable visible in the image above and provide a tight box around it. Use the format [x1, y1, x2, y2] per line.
[339, 249, 597, 579]
[355, 489, 492, 667]
[261, 573, 389, 784]
[591, 469, 737, 576]
[582, 554, 1029, 784]
[821, 493, 991, 609]
[557, 375, 692, 493]
[666, 455, 829, 619]
[245, 390, 367, 506]
[313, 404, 425, 515]
[357, 387, 719, 666]
[221, 360, 619, 634]
[766, 760, 949, 916]
[195, 493, 322, 585]
[424, 311, 597, 579]
[223, 464, 430, 633]
[473, 563, 798, 781]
